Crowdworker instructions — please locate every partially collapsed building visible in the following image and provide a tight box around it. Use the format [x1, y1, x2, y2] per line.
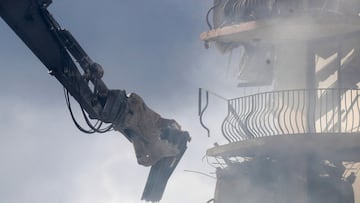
[200, 0, 360, 202]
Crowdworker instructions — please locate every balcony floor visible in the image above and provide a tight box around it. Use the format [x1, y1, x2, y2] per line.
[207, 133, 360, 162]
[201, 13, 360, 44]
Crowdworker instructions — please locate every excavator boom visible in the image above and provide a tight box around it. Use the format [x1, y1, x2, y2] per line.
[0, 0, 190, 201]
[0, 0, 110, 119]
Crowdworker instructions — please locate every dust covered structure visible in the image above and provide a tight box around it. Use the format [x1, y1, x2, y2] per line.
[200, 0, 360, 202]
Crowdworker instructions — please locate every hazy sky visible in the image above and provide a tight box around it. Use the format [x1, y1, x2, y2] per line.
[0, 1, 237, 203]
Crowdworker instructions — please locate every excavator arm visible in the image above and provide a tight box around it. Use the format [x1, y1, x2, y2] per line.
[0, 0, 113, 120]
[0, 0, 190, 201]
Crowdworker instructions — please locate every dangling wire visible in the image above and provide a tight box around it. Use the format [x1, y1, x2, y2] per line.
[183, 170, 216, 179]
[206, 4, 217, 30]
[199, 88, 211, 137]
[206, 0, 224, 30]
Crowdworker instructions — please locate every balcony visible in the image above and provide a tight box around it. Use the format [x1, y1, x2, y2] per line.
[200, 88, 360, 161]
[220, 88, 360, 142]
